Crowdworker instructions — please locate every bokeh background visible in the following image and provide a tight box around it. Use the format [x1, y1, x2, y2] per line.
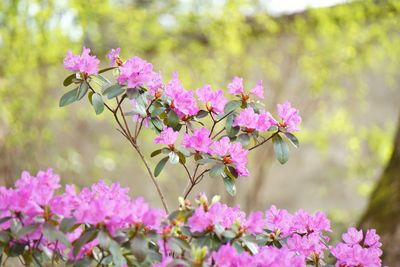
[1, 0, 400, 264]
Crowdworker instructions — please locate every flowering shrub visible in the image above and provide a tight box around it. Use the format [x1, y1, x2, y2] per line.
[0, 47, 383, 266]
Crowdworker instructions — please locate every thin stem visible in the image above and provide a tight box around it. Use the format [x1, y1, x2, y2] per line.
[211, 128, 225, 139]
[248, 131, 279, 151]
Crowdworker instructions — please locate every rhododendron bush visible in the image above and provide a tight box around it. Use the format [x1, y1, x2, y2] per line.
[0, 48, 383, 266]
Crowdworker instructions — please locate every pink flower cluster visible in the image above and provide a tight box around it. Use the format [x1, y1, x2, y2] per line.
[117, 56, 155, 88]
[165, 73, 199, 118]
[197, 85, 228, 113]
[211, 245, 305, 267]
[63, 47, 100, 75]
[228, 76, 265, 99]
[331, 227, 383, 267]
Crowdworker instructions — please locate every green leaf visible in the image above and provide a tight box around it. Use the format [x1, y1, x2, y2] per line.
[43, 222, 69, 247]
[60, 217, 77, 233]
[151, 107, 166, 117]
[73, 229, 98, 257]
[154, 157, 169, 177]
[109, 239, 127, 267]
[16, 224, 39, 239]
[284, 132, 299, 148]
[224, 100, 241, 114]
[126, 87, 139, 99]
[151, 149, 162, 158]
[223, 176, 236, 196]
[196, 110, 209, 119]
[59, 87, 78, 107]
[196, 158, 220, 165]
[150, 117, 163, 132]
[103, 84, 125, 99]
[130, 236, 148, 262]
[177, 151, 186, 165]
[168, 237, 191, 254]
[88, 91, 94, 105]
[0, 232, 10, 243]
[63, 73, 76, 87]
[167, 109, 179, 128]
[209, 164, 225, 178]
[92, 93, 104, 115]
[168, 151, 179, 164]
[237, 133, 250, 147]
[76, 81, 88, 100]
[272, 134, 289, 164]
[9, 243, 25, 257]
[226, 114, 240, 137]
[98, 66, 117, 74]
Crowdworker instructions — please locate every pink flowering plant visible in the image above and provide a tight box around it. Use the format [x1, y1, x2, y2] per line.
[0, 47, 384, 266]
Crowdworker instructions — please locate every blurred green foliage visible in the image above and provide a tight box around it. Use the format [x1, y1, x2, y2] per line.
[0, 0, 399, 222]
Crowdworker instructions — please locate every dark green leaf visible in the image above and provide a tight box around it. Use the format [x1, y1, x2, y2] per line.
[225, 166, 238, 179]
[98, 66, 117, 74]
[150, 117, 163, 132]
[196, 110, 209, 119]
[223, 176, 236, 196]
[151, 107, 166, 117]
[168, 237, 191, 254]
[73, 229, 98, 257]
[9, 243, 25, 257]
[130, 236, 148, 262]
[43, 222, 69, 247]
[59, 88, 78, 107]
[177, 151, 186, 165]
[60, 217, 77, 233]
[73, 257, 93, 267]
[284, 132, 299, 148]
[92, 93, 104, 115]
[154, 157, 169, 177]
[103, 84, 124, 99]
[76, 81, 88, 100]
[237, 133, 250, 147]
[110, 239, 127, 267]
[151, 149, 162, 158]
[224, 100, 241, 114]
[16, 224, 39, 239]
[63, 73, 76, 87]
[226, 114, 240, 137]
[88, 91, 94, 105]
[196, 158, 220, 165]
[272, 134, 289, 164]
[0, 232, 10, 243]
[167, 109, 179, 128]
[126, 87, 139, 99]
[209, 164, 225, 178]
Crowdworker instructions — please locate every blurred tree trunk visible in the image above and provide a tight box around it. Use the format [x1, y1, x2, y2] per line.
[359, 113, 400, 265]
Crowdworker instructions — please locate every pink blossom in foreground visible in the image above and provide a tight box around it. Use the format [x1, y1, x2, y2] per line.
[154, 127, 179, 146]
[106, 47, 121, 66]
[211, 137, 250, 177]
[196, 85, 227, 113]
[275, 101, 302, 132]
[234, 107, 275, 132]
[64, 47, 100, 75]
[183, 128, 212, 153]
[117, 56, 154, 88]
[165, 73, 199, 118]
[148, 71, 164, 96]
[331, 227, 383, 267]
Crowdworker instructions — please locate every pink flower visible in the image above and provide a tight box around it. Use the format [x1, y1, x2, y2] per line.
[287, 232, 326, 258]
[211, 137, 250, 177]
[165, 73, 199, 118]
[228, 76, 244, 95]
[342, 227, 363, 245]
[257, 111, 275, 131]
[196, 85, 227, 113]
[233, 107, 258, 130]
[64, 47, 100, 75]
[117, 56, 154, 88]
[291, 209, 331, 235]
[265, 205, 293, 236]
[250, 80, 264, 99]
[364, 229, 382, 248]
[183, 128, 212, 153]
[154, 127, 179, 146]
[106, 47, 121, 66]
[244, 211, 265, 234]
[148, 72, 164, 96]
[275, 101, 301, 132]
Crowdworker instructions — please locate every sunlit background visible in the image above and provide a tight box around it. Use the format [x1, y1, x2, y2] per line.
[1, 0, 400, 264]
